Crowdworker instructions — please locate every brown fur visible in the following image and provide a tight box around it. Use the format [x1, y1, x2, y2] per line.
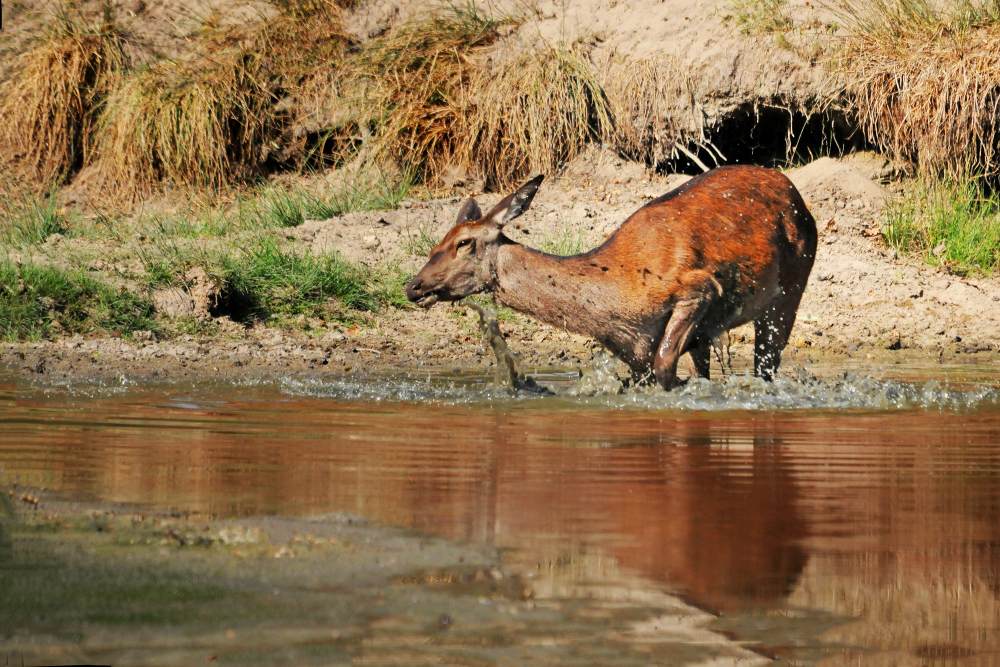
[407, 166, 817, 389]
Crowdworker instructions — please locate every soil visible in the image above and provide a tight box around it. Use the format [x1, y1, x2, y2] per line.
[4, 150, 1000, 387]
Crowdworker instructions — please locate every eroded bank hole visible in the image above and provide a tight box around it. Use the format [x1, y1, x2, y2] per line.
[660, 104, 867, 175]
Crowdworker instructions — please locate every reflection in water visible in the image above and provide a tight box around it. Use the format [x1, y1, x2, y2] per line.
[3, 376, 1000, 662]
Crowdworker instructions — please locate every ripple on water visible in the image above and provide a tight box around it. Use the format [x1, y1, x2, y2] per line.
[280, 367, 1000, 412]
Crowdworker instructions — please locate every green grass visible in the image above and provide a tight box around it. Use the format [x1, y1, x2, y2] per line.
[0, 260, 158, 341]
[728, 0, 793, 35]
[884, 179, 1000, 275]
[537, 224, 588, 257]
[239, 174, 414, 230]
[218, 237, 407, 323]
[0, 188, 67, 245]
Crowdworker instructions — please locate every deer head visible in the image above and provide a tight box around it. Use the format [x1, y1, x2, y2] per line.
[406, 175, 544, 307]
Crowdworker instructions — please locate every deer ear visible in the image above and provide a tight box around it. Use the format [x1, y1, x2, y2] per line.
[486, 174, 544, 228]
[455, 197, 482, 225]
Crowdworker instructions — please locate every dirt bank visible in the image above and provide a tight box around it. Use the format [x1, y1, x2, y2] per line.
[0, 485, 767, 665]
[4, 152, 1000, 387]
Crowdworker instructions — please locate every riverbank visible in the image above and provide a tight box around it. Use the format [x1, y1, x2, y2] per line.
[3, 152, 1000, 388]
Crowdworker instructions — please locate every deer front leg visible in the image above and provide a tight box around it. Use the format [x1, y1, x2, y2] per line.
[653, 272, 720, 390]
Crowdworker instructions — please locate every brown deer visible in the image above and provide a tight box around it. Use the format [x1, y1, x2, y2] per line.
[406, 166, 817, 389]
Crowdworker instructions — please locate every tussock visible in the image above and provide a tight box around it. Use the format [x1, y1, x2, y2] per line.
[599, 53, 695, 166]
[333, 3, 504, 186]
[837, 0, 1000, 179]
[0, 20, 126, 183]
[462, 43, 613, 190]
[93, 52, 275, 193]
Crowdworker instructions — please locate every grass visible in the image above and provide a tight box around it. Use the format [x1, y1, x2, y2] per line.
[883, 178, 1000, 275]
[537, 224, 589, 257]
[338, 2, 507, 186]
[0, 0, 691, 197]
[404, 221, 439, 257]
[598, 54, 691, 165]
[0, 260, 158, 341]
[729, 0, 793, 35]
[834, 0, 1000, 180]
[217, 237, 407, 324]
[93, 53, 275, 194]
[0, 187, 67, 246]
[241, 172, 414, 229]
[0, 7, 127, 183]
[462, 42, 613, 190]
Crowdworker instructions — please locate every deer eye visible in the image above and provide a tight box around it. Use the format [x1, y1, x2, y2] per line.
[456, 238, 474, 252]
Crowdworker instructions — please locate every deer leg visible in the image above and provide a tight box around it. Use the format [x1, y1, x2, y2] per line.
[753, 295, 801, 381]
[654, 300, 710, 389]
[654, 273, 720, 390]
[686, 340, 711, 380]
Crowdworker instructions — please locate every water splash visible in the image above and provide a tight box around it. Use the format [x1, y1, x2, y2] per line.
[280, 367, 1000, 412]
[563, 351, 624, 396]
[460, 300, 550, 394]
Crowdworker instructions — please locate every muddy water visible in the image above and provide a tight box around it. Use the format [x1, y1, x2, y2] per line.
[4, 367, 1000, 665]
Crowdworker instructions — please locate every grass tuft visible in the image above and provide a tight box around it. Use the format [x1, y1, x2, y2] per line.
[339, 2, 506, 186]
[0, 11, 127, 183]
[0, 260, 158, 341]
[835, 0, 1000, 180]
[462, 42, 614, 190]
[218, 237, 406, 322]
[93, 52, 275, 194]
[0, 183, 67, 246]
[599, 53, 691, 165]
[537, 224, 588, 257]
[884, 178, 1000, 275]
[729, 0, 793, 34]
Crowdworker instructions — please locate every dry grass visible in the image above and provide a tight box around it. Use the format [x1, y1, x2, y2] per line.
[92, 52, 275, 193]
[330, 2, 505, 186]
[836, 0, 1000, 179]
[598, 53, 695, 166]
[462, 42, 613, 190]
[0, 12, 127, 184]
[90, 4, 355, 195]
[0, 0, 706, 198]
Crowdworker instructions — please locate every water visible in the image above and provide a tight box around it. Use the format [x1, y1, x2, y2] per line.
[3, 365, 1000, 664]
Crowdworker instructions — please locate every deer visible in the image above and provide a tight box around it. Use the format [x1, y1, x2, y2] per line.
[405, 166, 817, 390]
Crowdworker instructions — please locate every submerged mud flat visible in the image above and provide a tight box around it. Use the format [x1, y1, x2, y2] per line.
[4, 367, 1000, 664]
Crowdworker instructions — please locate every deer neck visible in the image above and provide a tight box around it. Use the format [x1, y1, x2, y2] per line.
[491, 242, 614, 338]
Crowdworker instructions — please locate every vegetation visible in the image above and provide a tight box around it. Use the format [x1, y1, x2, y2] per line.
[0, 187, 67, 246]
[0, 261, 158, 341]
[218, 237, 408, 323]
[883, 178, 1000, 275]
[0, 8, 127, 183]
[729, 0, 793, 35]
[835, 0, 1000, 180]
[537, 224, 590, 257]
[4, 0, 1000, 341]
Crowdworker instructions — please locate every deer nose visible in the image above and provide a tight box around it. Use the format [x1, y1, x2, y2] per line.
[405, 277, 423, 302]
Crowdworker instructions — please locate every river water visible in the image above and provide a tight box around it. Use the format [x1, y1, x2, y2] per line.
[3, 364, 1000, 665]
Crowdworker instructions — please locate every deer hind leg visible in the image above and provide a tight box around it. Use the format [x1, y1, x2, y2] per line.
[654, 272, 720, 390]
[753, 292, 803, 381]
[685, 337, 711, 380]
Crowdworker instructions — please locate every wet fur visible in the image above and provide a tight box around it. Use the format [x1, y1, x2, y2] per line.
[408, 166, 817, 388]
